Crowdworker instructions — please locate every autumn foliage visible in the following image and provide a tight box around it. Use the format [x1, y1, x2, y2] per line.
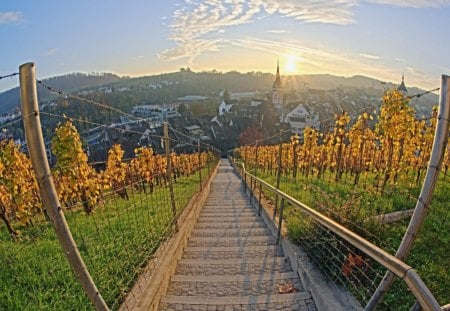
[0, 120, 213, 237]
[0, 140, 42, 237]
[235, 89, 448, 189]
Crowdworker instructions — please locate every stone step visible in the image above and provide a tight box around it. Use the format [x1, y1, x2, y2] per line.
[202, 203, 253, 208]
[202, 204, 254, 208]
[196, 216, 263, 222]
[159, 292, 316, 311]
[196, 216, 262, 223]
[176, 257, 293, 276]
[205, 199, 248, 202]
[201, 208, 254, 213]
[191, 227, 272, 237]
[166, 272, 303, 297]
[201, 208, 255, 213]
[188, 236, 276, 247]
[158, 162, 316, 311]
[182, 245, 284, 260]
[199, 210, 257, 217]
[194, 221, 265, 230]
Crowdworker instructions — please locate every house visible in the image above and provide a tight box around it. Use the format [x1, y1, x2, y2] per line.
[177, 95, 209, 102]
[184, 125, 203, 137]
[284, 104, 319, 136]
[131, 104, 180, 121]
[218, 100, 233, 116]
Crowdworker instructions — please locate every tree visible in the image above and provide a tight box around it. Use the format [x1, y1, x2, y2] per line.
[104, 144, 129, 199]
[333, 111, 350, 181]
[222, 90, 231, 104]
[51, 120, 105, 214]
[0, 140, 41, 237]
[376, 89, 415, 190]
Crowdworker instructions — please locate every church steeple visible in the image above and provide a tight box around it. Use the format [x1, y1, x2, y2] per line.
[397, 74, 407, 94]
[272, 59, 283, 115]
[273, 59, 282, 89]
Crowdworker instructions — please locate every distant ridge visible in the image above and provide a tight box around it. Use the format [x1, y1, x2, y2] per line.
[0, 72, 123, 114]
[0, 70, 437, 115]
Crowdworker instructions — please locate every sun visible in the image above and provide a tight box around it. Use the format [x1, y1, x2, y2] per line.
[284, 54, 298, 74]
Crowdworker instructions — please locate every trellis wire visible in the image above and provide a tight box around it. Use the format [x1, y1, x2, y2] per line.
[1, 65, 220, 311]
[232, 86, 447, 308]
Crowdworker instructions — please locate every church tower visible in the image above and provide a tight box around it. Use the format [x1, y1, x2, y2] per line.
[397, 74, 408, 94]
[272, 60, 283, 111]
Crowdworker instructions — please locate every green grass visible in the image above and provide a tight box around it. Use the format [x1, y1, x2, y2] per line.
[251, 166, 449, 309]
[0, 164, 214, 310]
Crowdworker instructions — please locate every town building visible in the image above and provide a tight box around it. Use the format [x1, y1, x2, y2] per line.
[272, 60, 284, 114]
[284, 104, 320, 136]
[397, 74, 408, 94]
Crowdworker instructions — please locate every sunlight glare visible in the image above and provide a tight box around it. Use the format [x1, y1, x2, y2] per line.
[284, 54, 298, 73]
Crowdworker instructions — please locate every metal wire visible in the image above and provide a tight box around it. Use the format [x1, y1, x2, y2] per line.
[1, 107, 219, 310]
[0, 72, 19, 80]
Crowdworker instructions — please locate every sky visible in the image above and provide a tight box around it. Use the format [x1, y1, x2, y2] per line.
[1, 0, 450, 92]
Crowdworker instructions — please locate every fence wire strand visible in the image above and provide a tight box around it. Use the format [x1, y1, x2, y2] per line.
[1, 100, 219, 310]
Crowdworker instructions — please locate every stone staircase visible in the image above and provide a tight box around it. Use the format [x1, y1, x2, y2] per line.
[159, 160, 317, 311]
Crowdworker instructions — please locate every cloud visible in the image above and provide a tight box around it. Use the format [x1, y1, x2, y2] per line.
[158, 38, 224, 61]
[161, 0, 357, 61]
[0, 11, 23, 24]
[44, 48, 59, 57]
[262, 1, 356, 25]
[360, 53, 380, 60]
[366, 0, 450, 8]
[404, 66, 438, 89]
[227, 37, 421, 87]
[160, 0, 450, 62]
[267, 29, 289, 34]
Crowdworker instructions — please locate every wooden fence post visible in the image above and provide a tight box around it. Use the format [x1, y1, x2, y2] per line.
[274, 131, 283, 219]
[164, 122, 177, 226]
[198, 140, 202, 190]
[19, 62, 108, 311]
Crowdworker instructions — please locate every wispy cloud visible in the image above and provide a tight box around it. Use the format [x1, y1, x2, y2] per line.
[360, 53, 380, 59]
[267, 29, 289, 34]
[366, 0, 450, 8]
[227, 37, 418, 86]
[160, 0, 357, 61]
[160, 0, 450, 65]
[44, 48, 59, 57]
[0, 11, 23, 24]
[404, 66, 438, 89]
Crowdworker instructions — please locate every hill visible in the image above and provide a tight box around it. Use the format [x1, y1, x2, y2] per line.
[0, 73, 123, 114]
[0, 70, 438, 117]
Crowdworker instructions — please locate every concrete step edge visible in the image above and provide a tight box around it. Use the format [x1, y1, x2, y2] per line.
[161, 292, 312, 305]
[178, 257, 289, 266]
[188, 236, 275, 242]
[184, 245, 281, 252]
[171, 272, 299, 283]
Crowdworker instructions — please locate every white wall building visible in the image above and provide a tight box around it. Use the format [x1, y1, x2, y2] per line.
[218, 100, 233, 116]
[284, 104, 320, 136]
[132, 104, 180, 121]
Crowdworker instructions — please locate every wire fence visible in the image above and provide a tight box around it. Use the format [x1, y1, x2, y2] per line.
[0, 72, 19, 80]
[231, 86, 449, 309]
[0, 75, 221, 310]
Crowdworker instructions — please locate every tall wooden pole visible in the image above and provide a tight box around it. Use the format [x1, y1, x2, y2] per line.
[164, 122, 177, 224]
[198, 139, 202, 190]
[19, 63, 108, 311]
[274, 130, 283, 218]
